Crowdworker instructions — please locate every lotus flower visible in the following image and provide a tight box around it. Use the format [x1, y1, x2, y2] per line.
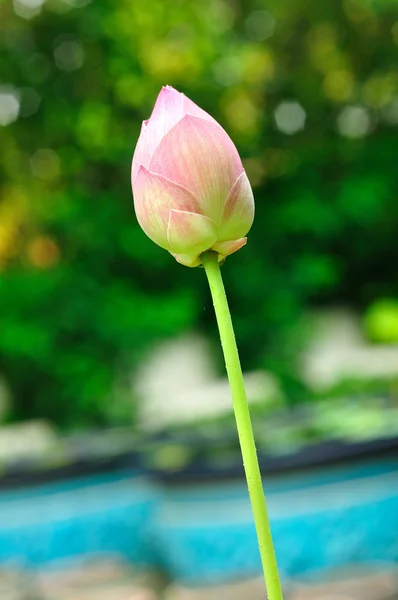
[131, 86, 254, 267]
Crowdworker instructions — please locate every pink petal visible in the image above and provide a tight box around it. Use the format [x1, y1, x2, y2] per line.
[132, 87, 184, 183]
[218, 171, 255, 241]
[133, 166, 200, 249]
[167, 209, 217, 257]
[212, 237, 247, 257]
[150, 115, 244, 222]
[131, 125, 153, 184]
[132, 87, 222, 184]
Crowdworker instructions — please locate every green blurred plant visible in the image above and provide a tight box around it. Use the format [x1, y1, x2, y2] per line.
[364, 298, 398, 343]
[0, 0, 397, 426]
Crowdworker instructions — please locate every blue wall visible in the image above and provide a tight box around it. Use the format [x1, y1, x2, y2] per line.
[0, 459, 397, 584]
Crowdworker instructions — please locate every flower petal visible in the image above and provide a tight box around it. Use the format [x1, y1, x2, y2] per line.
[133, 166, 200, 249]
[149, 115, 244, 222]
[171, 252, 202, 268]
[167, 209, 217, 257]
[132, 86, 184, 183]
[131, 124, 152, 184]
[218, 171, 255, 241]
[212, 237, 247, 258]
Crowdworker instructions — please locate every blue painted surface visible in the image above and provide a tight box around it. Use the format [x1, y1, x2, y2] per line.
[153, 459, 398, 584]
[0, 459, 397, 584]
[0, 470, 160, 567]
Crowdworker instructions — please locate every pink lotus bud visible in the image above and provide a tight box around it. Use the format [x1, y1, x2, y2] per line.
[131, 86, 254, 267]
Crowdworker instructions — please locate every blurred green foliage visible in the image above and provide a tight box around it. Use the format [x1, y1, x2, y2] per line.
[364, 298, 398, 342]
[0, 0, 397, 427]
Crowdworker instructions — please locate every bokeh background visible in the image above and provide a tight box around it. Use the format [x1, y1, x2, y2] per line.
[1, 0, 398, 598]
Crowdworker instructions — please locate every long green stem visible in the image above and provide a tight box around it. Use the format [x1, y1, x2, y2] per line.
[201, 250, 283, 600]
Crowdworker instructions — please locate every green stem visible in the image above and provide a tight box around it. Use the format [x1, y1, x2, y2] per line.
[201, 250, 283, 600]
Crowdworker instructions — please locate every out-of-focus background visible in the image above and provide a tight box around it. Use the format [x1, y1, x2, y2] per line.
[1, 0, 398, 597]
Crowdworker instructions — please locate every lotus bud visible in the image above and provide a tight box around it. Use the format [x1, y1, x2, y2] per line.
[131, 86, 254, 267]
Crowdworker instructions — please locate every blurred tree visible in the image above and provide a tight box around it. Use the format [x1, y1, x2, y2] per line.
[0, 0, 397, 426]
